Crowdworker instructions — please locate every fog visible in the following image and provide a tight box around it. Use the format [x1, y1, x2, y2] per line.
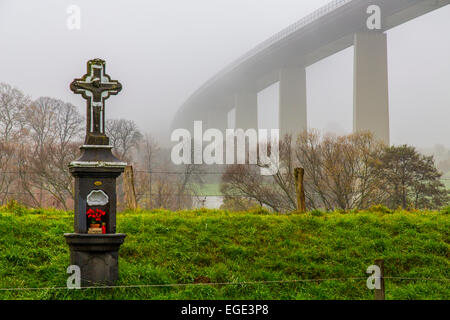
[1, 0, 450, 148]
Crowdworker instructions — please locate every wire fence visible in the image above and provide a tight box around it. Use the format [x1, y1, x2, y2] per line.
[2, 169, 450, 178]
[0, 276, 448, 292]
[0, 168, 449, 211]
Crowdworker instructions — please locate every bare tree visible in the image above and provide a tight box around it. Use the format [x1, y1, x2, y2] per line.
[135, 133, 160, 208]
[221, 131, 389, 212]
[0, 142, 17, 204]
[221, 164, 289, 212]
[106, 118, 142, 161]
[175, 161, 204, 210]
[0, 83, 29, 143]
[295, 131, 388, 210]
[21, 97, 83, 209]
[221, 135, 297, 212]
[106, 118, 142, 210]
[0, 84, 31, 204]
[0, 85, 92, 208]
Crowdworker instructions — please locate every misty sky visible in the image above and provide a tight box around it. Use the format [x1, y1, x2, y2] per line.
[1, 0, 450, 147]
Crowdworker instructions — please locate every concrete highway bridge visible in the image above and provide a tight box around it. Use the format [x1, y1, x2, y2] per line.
[172, 0, 450, 144]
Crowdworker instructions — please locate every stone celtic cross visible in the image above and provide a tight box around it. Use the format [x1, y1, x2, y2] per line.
[70, 59, 122, 145]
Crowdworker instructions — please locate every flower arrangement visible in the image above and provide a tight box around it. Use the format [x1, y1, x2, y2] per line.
[86, 208, 106, 226]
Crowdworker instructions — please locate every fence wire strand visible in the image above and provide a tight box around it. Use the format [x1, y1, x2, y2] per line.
[0, 276, 448, 292]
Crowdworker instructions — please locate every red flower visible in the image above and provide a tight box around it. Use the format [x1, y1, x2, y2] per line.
[86, 208, 106, 223]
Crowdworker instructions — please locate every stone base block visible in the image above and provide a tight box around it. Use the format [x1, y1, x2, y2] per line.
[64, 233, 126, 286]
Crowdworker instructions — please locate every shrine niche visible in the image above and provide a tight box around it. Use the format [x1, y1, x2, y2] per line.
[86, 190, 109, 234]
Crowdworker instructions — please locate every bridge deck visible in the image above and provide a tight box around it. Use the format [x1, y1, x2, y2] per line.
[173, 0, 450, 127]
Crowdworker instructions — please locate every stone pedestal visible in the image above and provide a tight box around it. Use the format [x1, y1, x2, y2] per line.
[64, 233, 126, 286]
[66, 144, 127, 287]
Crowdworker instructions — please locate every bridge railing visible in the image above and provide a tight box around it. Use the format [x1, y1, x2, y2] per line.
[190, 0, 354, 101]
[253, 0, 353, 56]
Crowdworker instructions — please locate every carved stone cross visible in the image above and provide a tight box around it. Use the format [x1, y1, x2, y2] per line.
[70, 59, 122, 145]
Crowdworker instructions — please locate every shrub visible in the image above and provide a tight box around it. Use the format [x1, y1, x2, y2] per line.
[310, 209, 324, 217]
[1, 200, 28, 216]
[369, 204, 393, 214]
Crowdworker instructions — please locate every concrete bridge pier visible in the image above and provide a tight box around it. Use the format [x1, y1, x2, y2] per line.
[278, 67, 308, 138]
[207, 105, 229, 132]
[234, 91, 258, 131]
[353, 31, 390, 145]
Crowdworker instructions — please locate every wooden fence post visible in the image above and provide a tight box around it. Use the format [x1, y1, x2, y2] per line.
[374, 259, 385, 300]
[148, 171, 152, 209]
[123, 165, 138, 210]
[294, 168, 306, 212]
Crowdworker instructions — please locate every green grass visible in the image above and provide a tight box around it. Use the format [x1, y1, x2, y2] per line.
[192, 183, 222, 196]
[0, 205, 448, 300]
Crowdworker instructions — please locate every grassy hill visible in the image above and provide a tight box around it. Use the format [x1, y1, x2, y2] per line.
[0, 204, 448, 300]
